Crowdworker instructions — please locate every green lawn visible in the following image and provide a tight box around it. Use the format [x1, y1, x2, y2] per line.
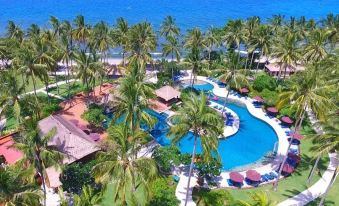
[17, 75, 55, 93]
[193, 138, 338, 205]
[48, 81, 87, 99]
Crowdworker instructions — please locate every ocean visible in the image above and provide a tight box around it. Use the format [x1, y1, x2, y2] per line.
[0, 0, 338, 34]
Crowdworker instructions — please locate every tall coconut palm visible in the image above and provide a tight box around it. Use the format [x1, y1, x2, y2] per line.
[248, 25, 272, 70]
[111, 17, 129, 67]
[268, 15, 284, 34]
[27, 24, 41, 41]
[49, 16, 62, 37]
[73, 15, 90, 51]
[58, 34, 73, 98]
[303, 29, 330, 63]
[203, 28, 219, 70]
[162, 35, 181, 82]
[0, 165, 42, 206]
[74, 50, 101, 94]
[244, 16, 260, 70]
[160, 16, 180, 38]
[223, 19, 247, 62]
[111, 71, 156, 131]
[128, 22, 157, 66]
[92, 124, 158, 206]
[169, 93, 223, 206]
[213, 52, 249, 109]
[91, 21, 111, 63]
[184, 28, 204, 85]
[14, 120, 63, 206]
[14, 45, 48, 98]
[307, 112, 339, 185]
[6, 21, 24, 43]
[271, 32, 301, 79]
[273, 66, 336, 191]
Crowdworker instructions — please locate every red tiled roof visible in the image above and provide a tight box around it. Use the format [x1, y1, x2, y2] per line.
[0, 135, 23, 165]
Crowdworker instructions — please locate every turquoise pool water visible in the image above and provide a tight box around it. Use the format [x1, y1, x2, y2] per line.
[180, 80, 214, 92]
[146, 100, 277, 171]
[1, 0, 338, 34]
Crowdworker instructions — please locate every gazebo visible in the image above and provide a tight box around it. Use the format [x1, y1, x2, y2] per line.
[155, 86, 181, 106]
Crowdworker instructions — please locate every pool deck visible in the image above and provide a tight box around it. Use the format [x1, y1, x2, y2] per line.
[175, 75, 291, 206]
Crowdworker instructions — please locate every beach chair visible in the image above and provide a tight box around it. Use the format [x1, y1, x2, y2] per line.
[172, 175, 180, 183]
[227, 179, 234, 186]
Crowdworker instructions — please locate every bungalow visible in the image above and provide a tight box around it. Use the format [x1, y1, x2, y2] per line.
[38, 115, 99, 188]
[150, 86, 181, 113]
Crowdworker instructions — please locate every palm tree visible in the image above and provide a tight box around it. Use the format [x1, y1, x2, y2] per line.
[223, 19, 247, 62]
[268, 15, 284, 34]
[49, 16, 62, 37]
[0, 165, 42, 206]
[244, 16, 260, 70]
[127, 22, 157, 66]
[238, 191, 276, 206]
[203, 28, 219, 70]
[92, 124, 158, 206]
[213, 52, 249, 109]
[74, 51, 101, 94]
[90, 21, 111, 63]
[111, 17, 129, 67]
[73, 185, 102, 206]
[14, 45, 48, 98]
[271, 32, 301, 79]
[58, 34, 73, 98]
[6, 21, 24, 43]
[303, 29, 330, 63]
[307, 112, 339, 184]
[169, 93, 223, 206]
[111, 71, 156, 131]
[273, 66, 336, 191]
[248, 25, 272, 70]
[160, 16, 180, 38]
[73, 15, 90, 51]
[184, 28, 204, 86]
[162, 35, 181, 82]
[14, 120, 63, 206]
[27, 24, 41, 41]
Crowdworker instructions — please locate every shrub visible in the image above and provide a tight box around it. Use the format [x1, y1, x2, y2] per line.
[61, 160, 100, 194]
[195, 157, 222, 185]
[260, 88, 279, 106]
[152, 146, 181, 173]
[81, 104, 106, 128]
[149, 177, 180, 206]
[253, 74, 277, 92]
[192, 187, 235, 206]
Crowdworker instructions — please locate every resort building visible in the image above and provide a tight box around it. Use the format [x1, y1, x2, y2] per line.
[150, 85, 181, 113]
[0, 133, 23, 166]
[265, 63, 305, 77]
[38, 115, 99, 188]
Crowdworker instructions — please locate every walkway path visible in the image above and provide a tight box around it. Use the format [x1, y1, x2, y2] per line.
[277, 153, 338, 206]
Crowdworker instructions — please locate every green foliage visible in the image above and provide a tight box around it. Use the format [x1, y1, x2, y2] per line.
[260, 89, 279, 106]
[152, 146, 181, 173]
[149, 177, 180, 206]
[195, 157, 222, 184]
[179, 153, 193, 165]
[81, 104, 105, 128]
[253, 74, 277, 92]
[61, 160, 100, 194]
[192, 187, 235, 206]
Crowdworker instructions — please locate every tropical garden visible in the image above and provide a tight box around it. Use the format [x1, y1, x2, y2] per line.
[0, 13, 338, 206]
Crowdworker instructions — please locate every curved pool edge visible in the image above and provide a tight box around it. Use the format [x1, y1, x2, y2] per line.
[179, 75, 290, 187]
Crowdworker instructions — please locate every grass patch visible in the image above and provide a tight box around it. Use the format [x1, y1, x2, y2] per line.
[17, 75, 55, 93]
[193, 138, 338, 205]
[48, 81, 86, 99]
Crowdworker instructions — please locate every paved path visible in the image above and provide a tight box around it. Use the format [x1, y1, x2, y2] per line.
[278, 153, 338, 206]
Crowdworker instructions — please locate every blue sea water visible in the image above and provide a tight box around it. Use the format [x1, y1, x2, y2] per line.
[1, 0, 338, 34]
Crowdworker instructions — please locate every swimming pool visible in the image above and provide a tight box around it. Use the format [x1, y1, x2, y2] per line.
[145, 100, 278, 171]
[180, 79, 214, 92]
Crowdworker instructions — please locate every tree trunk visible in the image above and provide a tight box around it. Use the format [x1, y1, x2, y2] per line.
[66, 60, 71, 100]
[244, 51, 249, 70]
[307, 156, 321, 185]
[222, 84, 231, 112]
[318, 168, 338, 206]
[122, 51, 125, 67]
[171, 52, 174, 84]
[184, 134, 198, 206]
[54, 71, 59, 95]
[249, 52, 255, 71]
[256, 51, 262, 71]
[31, 74, 38, 99]
[273, 109, 305, 191]
[45, 84, 50, 103]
